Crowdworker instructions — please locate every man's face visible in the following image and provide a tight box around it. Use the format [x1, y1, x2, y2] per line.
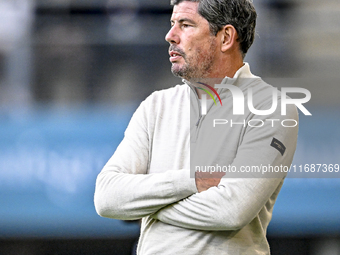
[166, 1, 219, 80]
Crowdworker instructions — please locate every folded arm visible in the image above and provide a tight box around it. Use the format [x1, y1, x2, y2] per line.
[94, 99, 197, 220]
[95, 166, 196, 220]
[152, 105, 299, 230]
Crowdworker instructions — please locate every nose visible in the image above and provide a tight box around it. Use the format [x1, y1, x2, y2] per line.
[165, 25, 180, 44]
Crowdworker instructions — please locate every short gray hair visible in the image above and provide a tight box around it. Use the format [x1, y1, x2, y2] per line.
[170, 0, 257, 58]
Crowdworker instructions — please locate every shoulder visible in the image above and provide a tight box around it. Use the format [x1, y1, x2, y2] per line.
[142, 84, 189, 108]
[132, 84, 189, 119]
[147, 84, 189, 99]
[244, 79, 298, 119]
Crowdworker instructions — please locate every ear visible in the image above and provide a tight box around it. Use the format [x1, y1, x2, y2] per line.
[219, 25, 238, 53]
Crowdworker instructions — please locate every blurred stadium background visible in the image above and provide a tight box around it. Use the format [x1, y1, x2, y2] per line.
[0, 0, 339, 254]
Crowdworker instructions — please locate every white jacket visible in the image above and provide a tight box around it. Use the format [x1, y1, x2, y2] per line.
[94, 63, 299, 255]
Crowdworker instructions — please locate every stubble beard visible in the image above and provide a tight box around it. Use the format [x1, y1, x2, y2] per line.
[171, 39, 217, 81]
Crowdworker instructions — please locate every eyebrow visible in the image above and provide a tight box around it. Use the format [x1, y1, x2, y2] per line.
[171, 18, 197, 25]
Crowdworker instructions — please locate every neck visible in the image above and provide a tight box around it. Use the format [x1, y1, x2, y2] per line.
[211, 53, 244, 79]
[194, 56, 244, 99]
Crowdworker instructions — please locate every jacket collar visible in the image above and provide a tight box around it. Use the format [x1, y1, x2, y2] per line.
[184, 62, 258, 93]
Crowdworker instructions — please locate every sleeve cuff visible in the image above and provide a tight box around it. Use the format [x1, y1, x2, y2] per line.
[171, 169, 198, 198]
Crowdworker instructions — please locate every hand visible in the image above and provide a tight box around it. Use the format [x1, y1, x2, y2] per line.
[195, 171, 225, 193]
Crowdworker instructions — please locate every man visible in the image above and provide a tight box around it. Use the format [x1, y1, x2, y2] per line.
[94, 0, 298, 254]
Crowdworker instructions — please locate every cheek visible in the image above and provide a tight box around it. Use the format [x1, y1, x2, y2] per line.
[192, 39, 211, 55]
[183, 34, 198, 52]
[184, 35, 214, 59]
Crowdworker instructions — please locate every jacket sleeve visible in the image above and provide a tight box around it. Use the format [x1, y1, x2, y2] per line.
[94, 99, 197, 220]
[151, 104, 299, 231]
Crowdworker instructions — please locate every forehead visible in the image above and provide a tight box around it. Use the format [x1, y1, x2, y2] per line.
[171, 1, 200, 21]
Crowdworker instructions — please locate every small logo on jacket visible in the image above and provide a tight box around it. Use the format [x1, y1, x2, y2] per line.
[271, 138, 286, 156]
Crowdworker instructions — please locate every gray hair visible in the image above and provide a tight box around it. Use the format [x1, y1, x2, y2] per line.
[170, 0, 257, 58]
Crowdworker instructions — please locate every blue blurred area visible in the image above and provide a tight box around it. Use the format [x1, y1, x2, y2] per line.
[0, 104, 140, 238]
[270, 177, 340, 236]
[269, 108, 340, 236]
[0, 105, 339, 238]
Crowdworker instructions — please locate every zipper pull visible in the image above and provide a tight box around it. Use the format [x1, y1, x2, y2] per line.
[196, 115, 202, 127]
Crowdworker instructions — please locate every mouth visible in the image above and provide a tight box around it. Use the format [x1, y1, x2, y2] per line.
[169, 51, 183, 62]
